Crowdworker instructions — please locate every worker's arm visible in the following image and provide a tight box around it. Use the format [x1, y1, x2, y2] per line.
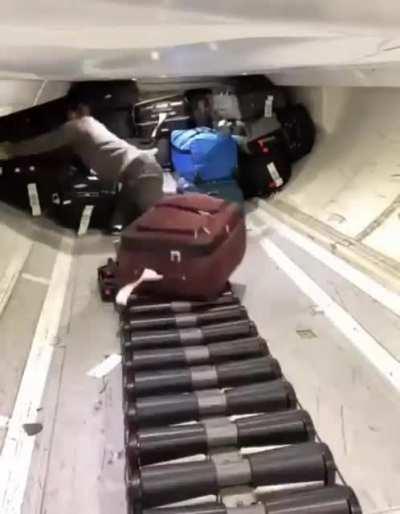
[9, 121, 78, 157]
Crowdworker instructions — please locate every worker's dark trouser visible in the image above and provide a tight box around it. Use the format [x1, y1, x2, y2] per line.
[112, 154, 164, 228]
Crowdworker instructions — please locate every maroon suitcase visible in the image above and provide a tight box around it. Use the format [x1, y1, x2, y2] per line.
[116, 194, 246, 301]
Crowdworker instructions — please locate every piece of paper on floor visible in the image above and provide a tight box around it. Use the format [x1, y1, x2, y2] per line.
[87, 354, 122, 378]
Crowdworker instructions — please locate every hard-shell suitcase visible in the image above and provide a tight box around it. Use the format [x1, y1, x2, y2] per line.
[277, 103, 316, 162]
[238, 133, 292, 199]
[116, 194, 246, 301]
[134, 94, 192, 140]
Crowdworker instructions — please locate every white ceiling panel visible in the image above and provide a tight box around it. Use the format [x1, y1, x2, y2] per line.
[1, 1, 400, 84]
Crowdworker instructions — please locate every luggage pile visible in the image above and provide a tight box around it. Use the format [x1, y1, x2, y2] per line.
[134, 75, 316, 205]
[96, 195, 362, 514]
[0, 76, 316, 233]
[0, 80, 137, 233]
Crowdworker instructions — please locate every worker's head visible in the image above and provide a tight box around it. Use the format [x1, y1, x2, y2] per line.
[66, 99, 91, 120]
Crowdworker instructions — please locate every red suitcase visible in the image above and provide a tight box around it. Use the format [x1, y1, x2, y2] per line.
[116, 194, 246, 302]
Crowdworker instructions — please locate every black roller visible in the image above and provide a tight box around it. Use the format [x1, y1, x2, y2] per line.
[122, 305, 247, 332]
[247, 442, 335, 487]
[225, 380, 296, 415]
[127, 442, 336, 508]
[124, 286, 235, 312]
[143, 504, 226, 514]
[123, 320, 258, 350]
[124, 357, 282, 398]
[127, 409, 314, 465]
[123, 337, 269, 372]
[124, 380, 296, 428]
[141, 485, 361, 514]
[122, 294, 239, 317]
[263, 485, 362, 514]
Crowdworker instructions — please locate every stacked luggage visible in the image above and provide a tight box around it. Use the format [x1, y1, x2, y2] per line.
[133, 75, 316, 205]
[0, 81, 138, 232]
[98, 263, 362, 514]
[0, 76, 316, 232]
[96, 193, 362, 514]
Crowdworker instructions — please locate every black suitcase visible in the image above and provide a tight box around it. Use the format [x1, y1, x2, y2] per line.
[51, 164, 117, 233]
[277, 104, 316, 162]
[0, 97, 67, 143]
[0, 153, 68, 215]
[134, 94, 193, 140]
[67, 80, 138, 110]
[214, 75, 288, 122]
[238, 132, 292, 199]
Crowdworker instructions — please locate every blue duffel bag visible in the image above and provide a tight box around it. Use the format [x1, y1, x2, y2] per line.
[171, 128, 238, 183]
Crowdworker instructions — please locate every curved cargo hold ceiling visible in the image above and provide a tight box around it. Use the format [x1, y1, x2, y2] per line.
[0, 0, 400, 81]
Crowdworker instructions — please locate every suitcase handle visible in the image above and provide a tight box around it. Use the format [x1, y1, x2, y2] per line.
[152, 201, 221, 216]
[156, 194, 224, 214]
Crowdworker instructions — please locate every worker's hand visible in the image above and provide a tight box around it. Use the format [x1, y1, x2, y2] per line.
[0, 142, 13, 161]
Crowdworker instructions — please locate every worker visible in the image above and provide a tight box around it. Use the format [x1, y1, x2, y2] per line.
[0, 99, 164, 231]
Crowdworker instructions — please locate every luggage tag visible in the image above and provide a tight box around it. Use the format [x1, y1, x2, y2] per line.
[77, 204, 94, 236]
[116, 268, 163, 307]
[27, 183, 41, 216]
[267, 162, 283, 188]
[264, 95, 274, 118]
